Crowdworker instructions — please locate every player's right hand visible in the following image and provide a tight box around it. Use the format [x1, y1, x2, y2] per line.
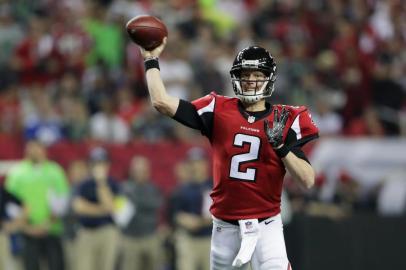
[140, 37, 167, 60]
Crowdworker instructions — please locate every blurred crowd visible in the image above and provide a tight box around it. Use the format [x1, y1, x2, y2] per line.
[0, 0, 405, 145]
[0, 0, 405, 269]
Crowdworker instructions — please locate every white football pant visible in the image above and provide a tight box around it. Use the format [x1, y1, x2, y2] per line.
[210, 214, 291, 270]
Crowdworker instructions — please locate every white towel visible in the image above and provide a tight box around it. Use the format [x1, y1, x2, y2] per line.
[232, 219, 260, 267]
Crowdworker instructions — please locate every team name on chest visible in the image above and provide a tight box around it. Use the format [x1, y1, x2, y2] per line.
[240, 126, 260, 133]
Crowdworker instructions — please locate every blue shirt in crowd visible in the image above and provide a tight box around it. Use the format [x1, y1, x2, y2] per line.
[75, 177, 119, 228]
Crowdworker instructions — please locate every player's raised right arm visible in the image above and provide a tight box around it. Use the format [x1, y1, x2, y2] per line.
[140, 38, 180, 117]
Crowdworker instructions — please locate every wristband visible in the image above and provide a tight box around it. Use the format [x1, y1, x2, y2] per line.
[274, 144, 290, 158]
[144, 57, 160, 71]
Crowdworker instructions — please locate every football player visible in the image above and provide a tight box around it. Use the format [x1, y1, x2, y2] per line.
[140, 38, 318, 270]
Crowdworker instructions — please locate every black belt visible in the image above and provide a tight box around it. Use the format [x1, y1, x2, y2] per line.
[222, 216, 271, 226]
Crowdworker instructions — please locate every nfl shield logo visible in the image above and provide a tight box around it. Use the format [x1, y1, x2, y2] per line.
[248, 116, 255, 123]
[245, 221, 253, 230]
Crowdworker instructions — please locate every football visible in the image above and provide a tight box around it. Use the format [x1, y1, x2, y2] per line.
[125, 15, 168, 50]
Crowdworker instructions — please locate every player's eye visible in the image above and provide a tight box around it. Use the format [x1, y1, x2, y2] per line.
[253, 73, 266, 79]
[240, 72, 265, 80]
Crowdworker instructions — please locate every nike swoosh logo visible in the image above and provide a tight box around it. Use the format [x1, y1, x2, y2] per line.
[264, 220, 274, 225]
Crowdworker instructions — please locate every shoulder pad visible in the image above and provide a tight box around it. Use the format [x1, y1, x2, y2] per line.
[275, 105, 319, 145]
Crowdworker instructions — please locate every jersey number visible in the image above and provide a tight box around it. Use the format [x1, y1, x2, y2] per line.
[229, 134, 261, 181]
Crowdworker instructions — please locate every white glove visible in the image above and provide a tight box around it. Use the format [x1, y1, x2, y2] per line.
[232, 219, 260, 267]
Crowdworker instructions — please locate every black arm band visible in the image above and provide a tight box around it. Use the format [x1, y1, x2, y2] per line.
[274, 144, 290, 158]
[144, 57, 160, 71]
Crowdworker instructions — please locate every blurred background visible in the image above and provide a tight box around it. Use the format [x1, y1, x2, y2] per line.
[0, 0, 405, 270]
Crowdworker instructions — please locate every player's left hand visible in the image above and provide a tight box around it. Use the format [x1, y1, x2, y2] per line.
[264, 106, 289, 148]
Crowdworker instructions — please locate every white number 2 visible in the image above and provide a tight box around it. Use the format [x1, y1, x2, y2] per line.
[229, 134, 261, 181]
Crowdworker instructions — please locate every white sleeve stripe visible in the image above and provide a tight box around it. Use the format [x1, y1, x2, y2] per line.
[197, 97, 215, 115]
[291, 115, 302, 140]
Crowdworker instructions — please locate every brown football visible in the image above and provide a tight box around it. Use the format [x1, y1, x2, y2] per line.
[126, 15, 168, 50]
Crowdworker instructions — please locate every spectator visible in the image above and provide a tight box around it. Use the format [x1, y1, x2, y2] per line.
[120, 155, 164, 270]
[5, 140, 69, 270]
[11, 15, 63, 85]
[72, 147, 120, 270]
[172, 147, 213, 270]
[192, 47, 226, 97]
[82, 1, 124, 68]
[0, 4, 24, 69]
[345, 106, 385, 137]
[64, 159, 89, 270]
[116, 86, 146, 125]
[82, 59, 115, 115]
[61, 99, 90, 141]
[89, 95, 130, 143]
[23, 89, 64, 146]
[311, 94, 343, 136]
[55, 72, 82, 101]
[0, 83, 22, 135]
[51, 8, 91, 76]
[0, 185, 24, 270]
[371, 55, 405, 135]
[165, 160, 192, 270]
[131, 106, 175, 142]
[159, 42, 193, 101]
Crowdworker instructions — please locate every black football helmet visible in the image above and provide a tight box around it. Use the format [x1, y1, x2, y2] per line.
[230, 46, 277, 103]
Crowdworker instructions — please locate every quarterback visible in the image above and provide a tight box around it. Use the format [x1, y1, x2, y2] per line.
[141, 38, 318, 270]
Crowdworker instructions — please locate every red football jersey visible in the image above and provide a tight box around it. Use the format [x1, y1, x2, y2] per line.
[192, 92, 318, 220]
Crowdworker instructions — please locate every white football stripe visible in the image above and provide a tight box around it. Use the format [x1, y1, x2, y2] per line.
[292, 115, 302, 140]
[197, 97, 215, 115]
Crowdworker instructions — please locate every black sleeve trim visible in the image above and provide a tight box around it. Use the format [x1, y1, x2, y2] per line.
[285, 128, 298, 146]
[172, 99, 203, 130]
[173, 99, 214, 140]
[284, 128, 315, 163]
[289, 134, 319, 148]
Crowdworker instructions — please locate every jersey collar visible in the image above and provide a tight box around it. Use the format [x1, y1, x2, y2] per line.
[237, 101, 272, 123]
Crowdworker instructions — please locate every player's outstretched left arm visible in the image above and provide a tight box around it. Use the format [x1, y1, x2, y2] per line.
[280, 152, 315, 189]
[265, 107, 315, 189]
[140, 38, 180, 117]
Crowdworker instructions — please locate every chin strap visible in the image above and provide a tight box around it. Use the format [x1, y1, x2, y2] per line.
[232, 219, 260, 267]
